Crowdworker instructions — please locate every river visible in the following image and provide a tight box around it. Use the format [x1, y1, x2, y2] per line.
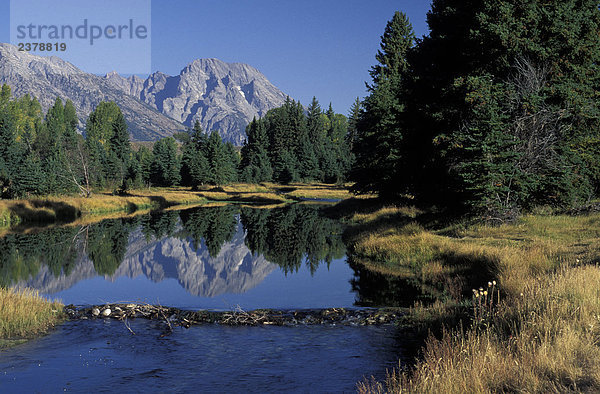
[0, 203, 417, 392]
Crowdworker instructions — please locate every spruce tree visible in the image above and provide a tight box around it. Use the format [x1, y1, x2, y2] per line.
[181, 121, 209, 187]
[351, 11, 415, 196]
[411, 0, 600, 215]
[0, 104, 20, 197]
[206, 130, 230, 185]
[151, 137, 180, 187]
[109, 111, 132, 190]
[346, 97, 361, 151]
[240, 117, 272, 183]
[136, 146, 154, 187]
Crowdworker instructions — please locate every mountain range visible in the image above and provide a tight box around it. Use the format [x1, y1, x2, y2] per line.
[0, 43, 288, 144]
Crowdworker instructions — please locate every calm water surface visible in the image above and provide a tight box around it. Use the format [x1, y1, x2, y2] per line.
[0, 204, 417, 392]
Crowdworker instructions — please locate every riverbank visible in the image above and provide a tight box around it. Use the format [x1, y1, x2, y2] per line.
[334, 198, 600, 392]
[0, 287, 64, 348]
[0, 183, 351, 230]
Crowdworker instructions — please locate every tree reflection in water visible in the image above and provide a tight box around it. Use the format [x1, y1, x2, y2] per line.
[0, 204, 422, 309]
[241, 204, 346, 274]
[179, 205, 238, 257]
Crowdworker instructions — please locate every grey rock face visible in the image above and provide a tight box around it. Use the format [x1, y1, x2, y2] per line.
[0, 43, 288, 144]
[105, 58, 288, 144]
[0, 43, 187, 141]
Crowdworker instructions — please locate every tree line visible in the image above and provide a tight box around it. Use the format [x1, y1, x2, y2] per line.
[352, 2, 600, 219]
[240, 97, 353, 184]
[0, 84, 353, 198]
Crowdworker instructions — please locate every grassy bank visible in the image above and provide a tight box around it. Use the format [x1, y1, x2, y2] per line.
[336, 199, 600, 392]
[0, 188, 209, 228]
[195, 183, 291, 204]
[0, 183, 353, 229]
[0, 287, 64, 347]
[264, 182, 353, 200]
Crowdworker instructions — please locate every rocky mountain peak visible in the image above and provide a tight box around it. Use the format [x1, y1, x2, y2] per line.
[0, 43, 186, 140]
[0, 42, 289, 144]
[107, 58, 288, 144]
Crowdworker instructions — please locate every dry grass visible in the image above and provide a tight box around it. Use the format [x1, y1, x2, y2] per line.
[0, 183, 352, 229]
[196, 190, 290, 204]
[344, 202, 600, 393]
[360, 265, 600, 393]
[0, 188, 208, 228]
[0, 287, 64, 342]
[210, 183, 271, 193]
[196, 182, 352, 203]
[264, 182, 354, 200]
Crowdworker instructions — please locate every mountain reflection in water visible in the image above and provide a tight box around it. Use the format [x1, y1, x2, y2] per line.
[2, 204, 358, 308]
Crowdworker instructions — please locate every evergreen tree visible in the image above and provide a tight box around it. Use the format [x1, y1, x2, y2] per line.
[273, 150, 299, 184]
[351, 11, 415, 197]
[12, 153, 45, 197]
[409, 0, 600, 216]
[303, 97, 325, 181]
[36, 97, 65, 162]
[0, 97, 21, 198]
[180, 121, 209, 187]
[109, 111, 132, 191]
[324, 111, 352, 183]
[224, 142, 239, 183]
[205, 130, 231, 185]
[240, 117, 272, 183]
[267, 97, 304, 182]
[151, 137, 180, 187]
[297, 137, 320, 181]
[136, 146, 154, 187]
[63, 100, 78, 139]
[346, 97, 361, 151]
[85, 102, 126, 188]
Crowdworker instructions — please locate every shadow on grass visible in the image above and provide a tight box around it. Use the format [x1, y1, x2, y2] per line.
[334, 196, 500, 338]
[126, 202, 138, 214]
[9, 200, 81, 225]
[126, 194, 172, 210]
[350, 248, 498, 306]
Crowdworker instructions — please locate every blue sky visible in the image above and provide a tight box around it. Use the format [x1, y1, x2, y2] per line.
[0, 0, 432, 114]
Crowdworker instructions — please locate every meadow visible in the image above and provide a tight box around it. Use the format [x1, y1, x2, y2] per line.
[338, 199, 600, 392]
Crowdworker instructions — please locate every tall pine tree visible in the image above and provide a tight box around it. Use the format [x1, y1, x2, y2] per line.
[351, 11, 415, 197]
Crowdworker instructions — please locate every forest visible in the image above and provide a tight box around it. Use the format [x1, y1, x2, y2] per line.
[0, 86, 353, 199]
[1, 1, 599, 223]
[351, 2, 600, 220]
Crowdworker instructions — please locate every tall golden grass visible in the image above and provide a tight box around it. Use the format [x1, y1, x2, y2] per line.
[346, 204, 600, 393]
[0, 287, 63, 340]
[0, 188, 209, 228]
[264, 182, 354, 200]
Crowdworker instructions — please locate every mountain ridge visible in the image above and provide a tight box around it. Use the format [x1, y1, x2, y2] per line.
[103, 57, 288, 144]
[0, 43, 289, 144]
[0, 43, 186, 141]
